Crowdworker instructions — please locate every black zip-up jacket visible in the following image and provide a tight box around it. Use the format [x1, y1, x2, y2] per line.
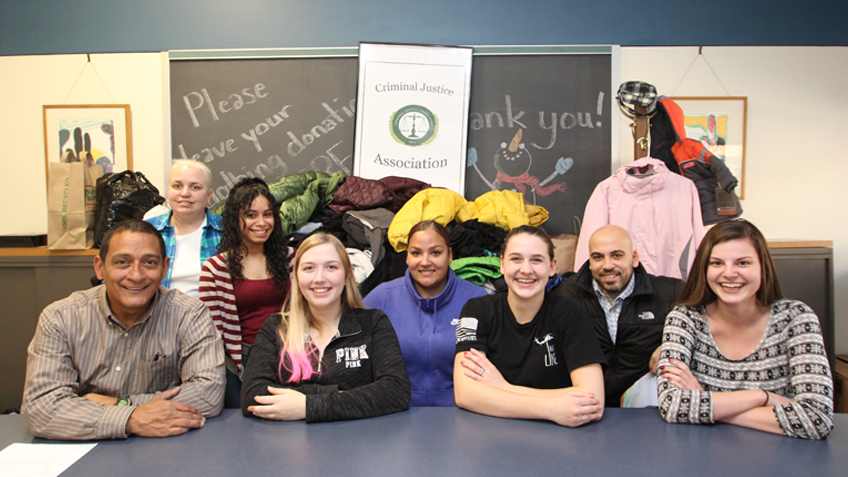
[242, 307, 411, 422]
[553, 262, 684, 407]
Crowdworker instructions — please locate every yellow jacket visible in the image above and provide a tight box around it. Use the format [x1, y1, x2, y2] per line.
[388, 188, 467, 252]
[458, 190, 549, 231]
[388, 188, 549, 252]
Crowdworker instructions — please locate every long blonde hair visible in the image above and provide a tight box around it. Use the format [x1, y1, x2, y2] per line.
[276, 233, 365, 382]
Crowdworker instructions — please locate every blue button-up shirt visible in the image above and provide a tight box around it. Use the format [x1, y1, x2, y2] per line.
[592, 273, 636, 344]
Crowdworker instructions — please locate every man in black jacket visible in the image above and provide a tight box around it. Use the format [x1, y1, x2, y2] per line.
[554, 225, 684, 407]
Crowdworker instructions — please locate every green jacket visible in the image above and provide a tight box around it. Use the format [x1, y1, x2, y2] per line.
[212, 171, 345, 237]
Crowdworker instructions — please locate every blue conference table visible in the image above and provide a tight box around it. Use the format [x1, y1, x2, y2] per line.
[2, 408, 847, 476]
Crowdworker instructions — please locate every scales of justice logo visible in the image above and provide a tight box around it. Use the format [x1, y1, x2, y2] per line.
[390, 105, 439, 146]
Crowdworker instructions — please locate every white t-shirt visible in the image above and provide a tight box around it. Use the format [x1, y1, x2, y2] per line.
[170, 218, 206, 299]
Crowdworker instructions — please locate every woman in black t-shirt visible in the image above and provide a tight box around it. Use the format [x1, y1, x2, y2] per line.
[454, 226, 606, 427]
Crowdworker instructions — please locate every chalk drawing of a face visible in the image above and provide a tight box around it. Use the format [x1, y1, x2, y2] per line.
[466, 129, 572, 206]
[494, 129, 532, 177]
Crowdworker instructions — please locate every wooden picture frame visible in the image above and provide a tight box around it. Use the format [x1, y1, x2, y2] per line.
[669, 97, 747, 199]
[43, 104, 133, 185]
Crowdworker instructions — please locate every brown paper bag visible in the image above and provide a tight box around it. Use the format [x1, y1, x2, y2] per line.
[551, 233, 578, 275]
[48, 162, 101, 249]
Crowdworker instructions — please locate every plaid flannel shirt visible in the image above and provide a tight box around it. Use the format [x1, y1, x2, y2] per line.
[146, 208, 223, 288]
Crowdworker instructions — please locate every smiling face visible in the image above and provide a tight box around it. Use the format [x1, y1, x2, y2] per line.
[94, 231, 168, 326]
[407, 227, 452, 298]
[588, 225, 639, 297]
[706, 238, 762, 308]
[500, 233, 556, 302]
[297, 242, 347, 317]
[167, 163, 212, 220]
[240, 195, 274, 248]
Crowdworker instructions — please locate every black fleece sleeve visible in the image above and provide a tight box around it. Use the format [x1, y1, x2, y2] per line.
[241, 315, 286, 416]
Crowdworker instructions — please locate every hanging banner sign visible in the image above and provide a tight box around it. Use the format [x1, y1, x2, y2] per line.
[353, 42, 473, 194]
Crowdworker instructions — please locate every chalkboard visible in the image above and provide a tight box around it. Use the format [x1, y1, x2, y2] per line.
[170, 50, 359, 207]
[465, 51, 612, 236]
[169, 47, 614, 234]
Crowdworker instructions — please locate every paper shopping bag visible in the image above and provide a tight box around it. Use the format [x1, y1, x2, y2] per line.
[47, 162, 100, 249]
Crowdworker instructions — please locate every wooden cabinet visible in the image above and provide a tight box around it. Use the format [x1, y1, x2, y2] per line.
[0, 248, 96, 413]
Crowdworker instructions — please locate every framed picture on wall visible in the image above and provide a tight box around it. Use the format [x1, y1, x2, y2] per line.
[43, 104, 133, 185]
[669, 97, 747, 199]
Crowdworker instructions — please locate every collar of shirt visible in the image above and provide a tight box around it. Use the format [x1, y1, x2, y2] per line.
[592, 272, 636, 343]
[592, 271, 636, 305]
[98, 284, 163, 330]
[159, 210, 210, 231]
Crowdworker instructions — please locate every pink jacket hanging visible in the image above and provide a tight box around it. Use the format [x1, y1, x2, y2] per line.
[575, 157, 705, 280]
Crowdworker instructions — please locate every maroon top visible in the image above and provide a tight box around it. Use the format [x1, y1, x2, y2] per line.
[233, 277, 288, 345]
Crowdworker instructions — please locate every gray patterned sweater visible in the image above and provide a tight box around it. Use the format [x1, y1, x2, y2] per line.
[658, 300, 833, 439]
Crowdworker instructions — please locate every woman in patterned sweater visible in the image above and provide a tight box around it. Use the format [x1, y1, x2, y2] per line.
[658, 219, 833, 439]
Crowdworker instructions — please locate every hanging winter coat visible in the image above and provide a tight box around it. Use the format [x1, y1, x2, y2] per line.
[650, 97, 742, 225]
[576, 157, 705, 280]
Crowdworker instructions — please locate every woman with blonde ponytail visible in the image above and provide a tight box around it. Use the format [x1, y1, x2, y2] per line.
[241, 233, 410, 422]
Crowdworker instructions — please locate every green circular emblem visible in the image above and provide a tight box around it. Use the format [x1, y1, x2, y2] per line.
[390, 105, 438, 146]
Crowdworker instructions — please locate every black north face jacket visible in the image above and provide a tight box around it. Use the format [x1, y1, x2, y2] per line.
[553, 262, 684, 407]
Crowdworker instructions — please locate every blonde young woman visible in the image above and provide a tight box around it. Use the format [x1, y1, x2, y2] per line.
[454, 225, 606, 427]
[241, 233, 410, 422]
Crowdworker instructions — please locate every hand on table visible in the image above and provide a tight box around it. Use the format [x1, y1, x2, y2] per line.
[660, 359, 704, 391]
[549, 390, 602, 428]
[460, 349, 509, 391]
[126, 387, 205, 437]
[248, 387, 307, 421]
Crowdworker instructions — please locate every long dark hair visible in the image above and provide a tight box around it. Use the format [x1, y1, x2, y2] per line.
[677, 219, 783, 308]
[217, 177, 290, 292]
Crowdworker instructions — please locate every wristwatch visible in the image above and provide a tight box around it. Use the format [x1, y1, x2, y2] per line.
[115, 395, 132, 407]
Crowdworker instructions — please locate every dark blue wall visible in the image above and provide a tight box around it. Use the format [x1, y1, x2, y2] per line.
[2, 0, 846, 56]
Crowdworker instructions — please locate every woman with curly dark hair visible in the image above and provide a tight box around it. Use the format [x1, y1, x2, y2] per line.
[199, 177, 293, 408]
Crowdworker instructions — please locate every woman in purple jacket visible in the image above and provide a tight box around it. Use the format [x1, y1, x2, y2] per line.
[364, 221, 487, 406]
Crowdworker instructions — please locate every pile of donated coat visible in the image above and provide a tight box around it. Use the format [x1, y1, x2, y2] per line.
[215, 171, 552, 296]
